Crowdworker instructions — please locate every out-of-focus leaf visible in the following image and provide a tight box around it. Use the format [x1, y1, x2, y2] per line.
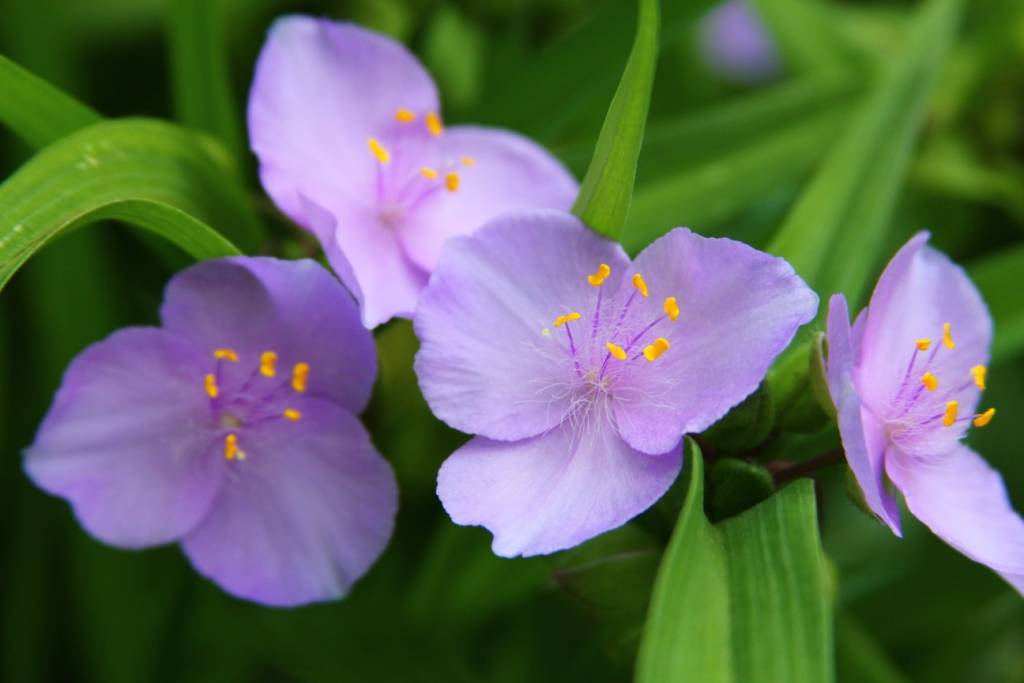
[636, 441, 833, 682]
[750, 0, 856, 71]
[970, 243, 1024, 364]
[421, 3, 485, 115]
[767, 0, 962, 309]
[836, 613, 911, 683]
[572, 0, 658, 240]
[167, 0, 244, 164]
[0, 118, 264, 292]
[625, 104, 847, 252]
[0, 54, 101, 149]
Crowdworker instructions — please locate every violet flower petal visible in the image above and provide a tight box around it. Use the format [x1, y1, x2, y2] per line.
[698, 0, 781, 83]
[25, 329, 225, 547]
[161, 256, 377, 414]
[397, 126, 577, 272]
[825, 294, 902, 534]
[182, 398, 398, 607]
[415, 210, 631, 441]
[613, 228, 818, 454]
[857, 232, 992, 432]
[887, 444, 1024, 596]
[436, 421, 681, 557]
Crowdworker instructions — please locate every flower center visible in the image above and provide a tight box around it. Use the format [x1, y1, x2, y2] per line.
[202, 347, 309, 462]
[364, 108, 476, 220]
[882, 323, 995, 442]
[544, 262, 682, 393]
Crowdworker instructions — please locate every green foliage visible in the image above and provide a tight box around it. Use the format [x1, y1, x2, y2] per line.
[637, 441, 833, 682]
[0, 54, 101, 148]
[0, 118, 261, 292]
[572, 0, 659, 239]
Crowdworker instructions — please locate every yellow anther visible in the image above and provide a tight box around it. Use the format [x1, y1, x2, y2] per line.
[425, 112, 443, 137]
[420, 167, 439, 180]
[224, 433, 240, 460]
[921, 372, 939, 392]
[204, 373, 219, 399]
[588, 263, 612, 287]
[606, 342, 627, 361]
[260, 351, 278, 378]
[632, 273, 649, 298]
[214, 348, 239, 362]
[942, 401, 959, 428]
[971, 365, 987, 390]
[942, 322, 955, 349]
[664, 296, 680, 321]
[916, 338, 932, 352]
[283, 408, 303, 422]
[554, 312, 582, 327]
[367, 137, 391, 164]
[292, 362, 310, 393]
[973, 407, 996, 428]
[460, 156, 476, 167]
[445, 172, 460, 192]
[395, 108, 416, 123]
[642, 337, 670, 362]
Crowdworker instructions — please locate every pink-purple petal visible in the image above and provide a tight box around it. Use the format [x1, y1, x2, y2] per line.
[436, 421, 681, 557]
[857, 232, 992, 419]
[825, 295, 902, 534]
[887, 444, 1024, 596]
[181, 398, 398, 607]
[160, 257, 377, 414]
[24, 329, 225, 548]
[613, 228, 818, 454]
[397, 125, 577, 272]
[248, 16, 438, 223]
[414, 210, 631, 441]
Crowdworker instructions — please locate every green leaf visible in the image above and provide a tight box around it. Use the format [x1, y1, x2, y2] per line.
[0, 54, 101, 149]
[767, 0, 962, 308]
[969, 243, 1024, 364]
[749, 0, 856, 71]
[0, 118, 262, 292]
[167, 0, 244, 164]
[836, 612, 911, 683]
[636, 441, 833, 682]
[571, 0, 659, 240]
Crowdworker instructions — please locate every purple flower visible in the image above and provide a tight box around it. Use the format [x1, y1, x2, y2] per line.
[414, 211, 817, 556]
[825, 232, 1024, 595]
[698, 0, 781, 83]
[24, 257, 398, 607]
[248, 16, 578, 328]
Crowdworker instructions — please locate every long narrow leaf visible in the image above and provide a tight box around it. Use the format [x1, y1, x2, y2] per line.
[0, 54, 101, 149]
[572, 0, 659, 239]
[637, 443, 833, 682]
[767, 0, 962, 308]
[0, 118, 261, 291]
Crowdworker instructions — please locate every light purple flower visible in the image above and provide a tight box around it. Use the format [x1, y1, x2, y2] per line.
[698, 0, 781, 83]
[825, 232, 1024, 595]
[24, 257, 398, 607]
[248, 16, 578, 328]
[414, 211, 817, 556]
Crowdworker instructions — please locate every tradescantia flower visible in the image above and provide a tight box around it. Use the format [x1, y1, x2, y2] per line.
[414, 210, 817, 556]
[24, 257, 397, 607]
[248, 16, 578, 328]
[825, 232, 1024, 594]
[698, 0, 781, 84]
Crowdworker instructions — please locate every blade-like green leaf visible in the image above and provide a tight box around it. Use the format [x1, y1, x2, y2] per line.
[636, 442, 833, 682]
[167, 0, 244, 164]
[0, 118, 262, 291]
[767, 0, 962, 308]
[0, 54, 101, 149]
[572, 0, 659, 240]
[750, 0, 856, 71]
[969, 243, 1024, 364]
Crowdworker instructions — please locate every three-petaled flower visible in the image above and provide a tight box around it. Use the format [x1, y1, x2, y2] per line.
[825, 232, 1024, 594]
[414, 210, 817, 556]
[248, 16, 578, 327]
[25, 257, 397, 606]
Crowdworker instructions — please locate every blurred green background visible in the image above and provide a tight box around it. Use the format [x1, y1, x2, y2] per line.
[1, 0, 1022, 681]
